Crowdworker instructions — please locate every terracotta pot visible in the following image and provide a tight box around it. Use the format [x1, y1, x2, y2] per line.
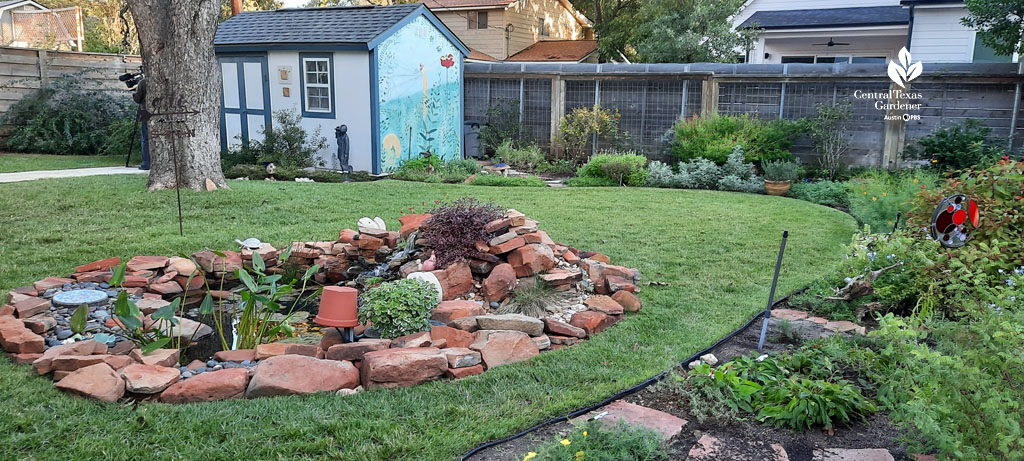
[764, 180, 791, 196]
[314, 286, 359, 327]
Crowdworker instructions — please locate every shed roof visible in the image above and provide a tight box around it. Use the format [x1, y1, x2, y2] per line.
[214, 4, 468, 55]
[506, 40, 598, 62]
[419, 0, 514, 8]
[738, 6, 910, 30]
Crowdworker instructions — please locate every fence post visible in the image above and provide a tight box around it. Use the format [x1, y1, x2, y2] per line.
[881, 81, 908, 168]
[549, 75, 564, 156]
[37, 50, 49, 89]
[701, 75, 718, 116]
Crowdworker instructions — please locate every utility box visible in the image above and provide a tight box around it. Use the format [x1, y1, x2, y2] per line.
[464, 120, 482, 158]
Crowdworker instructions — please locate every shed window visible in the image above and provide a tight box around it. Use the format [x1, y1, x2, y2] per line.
[538, 18, 549, 37]
[468, 11, 488, 29]
[302, 57, 332, 113]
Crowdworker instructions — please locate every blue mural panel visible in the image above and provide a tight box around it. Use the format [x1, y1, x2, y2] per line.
[377, 15, 462, 173]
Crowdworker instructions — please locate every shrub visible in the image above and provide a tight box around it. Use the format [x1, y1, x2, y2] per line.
[392, 155, 478, 184]
[232, 110, 328, 168]
[576, 152, 648, 186]
[3, 75, 135, 156]
[420, 198, 503, 268]
[645, 161, 684, 188]
[678, 157, 722, 189]
[809, 102, 853, 181]
[556, 105, 623, 164]
[468, 175, 547, 187]
[521, 420, 668, 461]
[905, 119, 1004, 171]
[495, 140, 545, 170]
[718, 175, 764, 193]
[670, 113, 803, 164]
[789, 181, 850, 207]
[478, 100, 523, 153]
[357, 279, 438, 339]
[762, 160, 799, 182]
[535, 159, 576, 175]
[848, 169, 940, 233]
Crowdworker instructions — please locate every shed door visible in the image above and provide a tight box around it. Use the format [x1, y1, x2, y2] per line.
[219, 56, 271, 151]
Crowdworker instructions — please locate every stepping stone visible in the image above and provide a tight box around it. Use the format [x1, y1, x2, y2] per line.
[771, 309, 808, 321]
[824, 321, 867, 335]
[815, 448, 894, 461]
[688, 434, 789, 460]
[573, 400, 686, 442]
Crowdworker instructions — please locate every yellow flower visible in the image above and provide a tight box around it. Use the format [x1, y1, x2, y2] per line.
[882, 192, 887, 196]
[932, 159, 938, 163]
[524, 452, 537, 460]
[913, 178, 919, 183]
[561, 439, 571, 446]
[863, 191, 867, 195]
[889, 221, 894, 226]
[872, 197, 877, 201]
[583, 431, 588, 437]
[576, 451, 585, 460]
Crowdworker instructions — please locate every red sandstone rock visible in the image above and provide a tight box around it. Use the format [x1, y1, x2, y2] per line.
[75, 257, 121, 273]
[254, 342, 319, 360]
[122, 275, 149, 288]
[0, 305, 13, 316]
[149, 281, 183, 296]
[167, 256, 199, 276]
[563, 251, 580, 265]
[326, 339, 391, 361]
[469, 330, 540, 368]
[9, 352, 42, 364]
[584, 295, 624, 315]
[570, 311, 617, 336]
[482, 263, 516, 302]
[484, 217, 511, 233]
[12, 296, 50, 318]
[431, 300, 485, 324]
[121, 364, 180, 394]
[0, 316, 44, 354]
[430, 325, 475, 349]
[399, 213, 432, 239]
[338, 228, 357, 243]
[507, 244, 557, 277]
[32, 339, 106, 374]
[191, 250, 243, 273]
[441, 261, 474, 300]
[446, 364, 484, 379]
[603, 275, 637, 293]
[22, 315, 56, 334]
[449, 316, 480, 332]
[129, 348, 179, 367]
[361, 347, 447, 388]
[246, 354, 359, 397]
[489, 236, 526, 255]
[73, 271, 111, 283]
[440, 347, 482, 368]
[161, 368, 249, 403]
[33, 277, 73, 292]
[357, 235, 383, 251]
[103, 355, 135, 371]
[611, 291, 643, 312]
[52, 354, 115, 372]
[55, 363, 125, 402]
[214, 349, 256, 362]
[391, 331, 432, 348]
[543, 318, 587, 338]
[126, 256, 169, 272]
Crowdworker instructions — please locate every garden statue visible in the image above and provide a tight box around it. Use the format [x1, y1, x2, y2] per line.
[358, 217, 387, 234]
[235, 238, 262, 250]
[335, 125, 352, 174]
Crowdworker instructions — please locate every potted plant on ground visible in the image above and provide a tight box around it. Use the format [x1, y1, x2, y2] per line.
[762, 160, 799, 196]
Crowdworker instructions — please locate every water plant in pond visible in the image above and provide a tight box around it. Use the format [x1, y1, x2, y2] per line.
[234, 250, 321, 350]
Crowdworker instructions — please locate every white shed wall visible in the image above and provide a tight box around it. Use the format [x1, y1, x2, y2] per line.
[266, 50, 374, 172]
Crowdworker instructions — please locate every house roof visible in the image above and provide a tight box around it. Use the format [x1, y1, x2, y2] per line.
[506, 40, 597, 62]
[468, 48, 498, 61]
[419, 0, 514, 8]
[214, 4, 468, 55]
[0, 0, 46, 11]
[739, 6, 910, 30]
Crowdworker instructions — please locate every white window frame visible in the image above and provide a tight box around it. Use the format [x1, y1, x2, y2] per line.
[302, 57, 332, 114]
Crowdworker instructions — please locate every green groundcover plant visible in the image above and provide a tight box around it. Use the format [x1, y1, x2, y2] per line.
[358, 279, 439, 339]
[520, 420, 668, 461]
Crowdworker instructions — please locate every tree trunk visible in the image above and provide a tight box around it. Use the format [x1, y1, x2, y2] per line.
[128, 0, 228, 191]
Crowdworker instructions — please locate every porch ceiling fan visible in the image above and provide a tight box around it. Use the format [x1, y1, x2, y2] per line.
[813, 38, 850, 47]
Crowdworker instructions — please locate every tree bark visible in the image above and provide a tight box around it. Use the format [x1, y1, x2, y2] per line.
[128, 0, 228, 191]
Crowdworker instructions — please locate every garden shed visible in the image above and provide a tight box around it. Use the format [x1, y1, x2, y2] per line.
[214, 4, 469, 174]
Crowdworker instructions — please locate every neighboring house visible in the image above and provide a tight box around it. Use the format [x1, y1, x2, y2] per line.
[214, 4, 469, 174]
[0, 0, 83, 51]
[734, 0, 1015, 64]
[422, 0, 595, 62]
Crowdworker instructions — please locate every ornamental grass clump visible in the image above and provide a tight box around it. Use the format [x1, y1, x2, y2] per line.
[358, 279, 439, 339]
[419, 198, 503, 268]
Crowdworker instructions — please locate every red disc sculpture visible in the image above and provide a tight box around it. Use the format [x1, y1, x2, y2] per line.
[929, 194, 980, 248]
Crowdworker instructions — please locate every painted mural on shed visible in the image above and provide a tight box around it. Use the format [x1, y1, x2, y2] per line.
[377, 15, 462, 173]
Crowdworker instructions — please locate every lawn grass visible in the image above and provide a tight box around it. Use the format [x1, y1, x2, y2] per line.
[0, 153, 125, 173]
[0, 176, 856, 460]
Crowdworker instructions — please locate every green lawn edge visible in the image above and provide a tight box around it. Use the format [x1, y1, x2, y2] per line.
[0, 177, 856, 460]
[0, 154, 125, 173]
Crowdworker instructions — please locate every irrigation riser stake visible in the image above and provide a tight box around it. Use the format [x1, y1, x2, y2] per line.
[758, 230, 788, 352]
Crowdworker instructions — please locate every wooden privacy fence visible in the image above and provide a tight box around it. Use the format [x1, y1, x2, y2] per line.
[464, 62, 1024, 166]
[0, 46, 141, 144]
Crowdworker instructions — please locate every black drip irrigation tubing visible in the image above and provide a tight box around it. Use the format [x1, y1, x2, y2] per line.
[460, 288, 806, 461]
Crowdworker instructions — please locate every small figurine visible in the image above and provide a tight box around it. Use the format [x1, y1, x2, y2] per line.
[335, 125, 352, 173]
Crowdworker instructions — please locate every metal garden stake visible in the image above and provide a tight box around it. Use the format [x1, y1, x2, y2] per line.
[757, 230, 788, 352]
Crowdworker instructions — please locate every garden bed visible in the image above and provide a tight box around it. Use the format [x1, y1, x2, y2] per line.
[0, 206, 644, 404]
